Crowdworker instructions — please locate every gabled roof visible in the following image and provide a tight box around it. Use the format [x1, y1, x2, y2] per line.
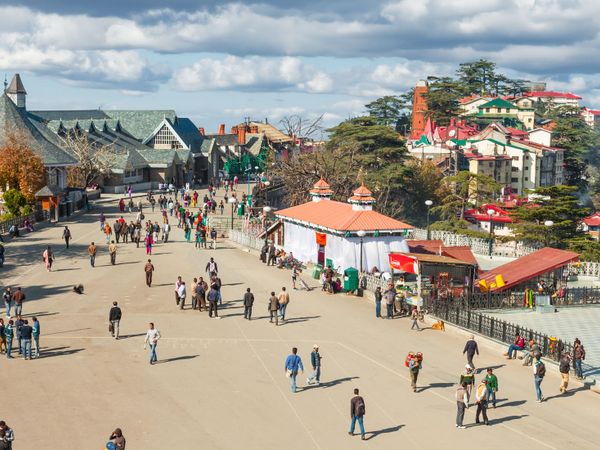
[35, 185, 63, 197]
[583, 213, 600, 227]
[479, 98, 517, 110]
[524, 91, 582, 100]
[0, 94, 77, 166]
[276, 200, 413, 233]
[478, 247, 579, 292]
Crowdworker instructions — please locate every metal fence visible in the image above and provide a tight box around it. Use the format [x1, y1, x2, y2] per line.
[229, 229, 264, 251]
[430, 303, 572, 362]
[459, 287, 600, 310]
[0, 208, 43, 234]
[411, 228, 539, 258]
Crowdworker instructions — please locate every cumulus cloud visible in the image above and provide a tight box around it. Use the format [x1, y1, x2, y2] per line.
[173, 56, 332, 93]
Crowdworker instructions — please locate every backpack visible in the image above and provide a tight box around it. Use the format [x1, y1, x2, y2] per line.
[140, 213, 145, 220]
[404, 352, 414, 367]
[537, 361, 546, 378]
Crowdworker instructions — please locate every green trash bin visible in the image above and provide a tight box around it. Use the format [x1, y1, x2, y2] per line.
[312, 264, 323, 280]
[343, 267, 359, 292]
[237, 203, 245, 216]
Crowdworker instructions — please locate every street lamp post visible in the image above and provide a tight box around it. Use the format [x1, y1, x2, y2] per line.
[487, 208, 495, 257]
[264, 180, 271, 206]
[425, 200, 433, 240]
[357, 230, 366, 273]
[228, 197, 237, 230]
[263, 206, 272, 245]
[544, 220, 554, 247]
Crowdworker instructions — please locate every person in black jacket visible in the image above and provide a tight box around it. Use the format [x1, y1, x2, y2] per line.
[243, 288, 254, 320]
[559, 354, 571, 393]
[463, 335, 479, 371]
[109, 301, 122, 340]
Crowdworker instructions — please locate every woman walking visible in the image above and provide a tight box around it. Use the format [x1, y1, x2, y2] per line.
[42, 246, 54, 272]
[144, 233, 153, 255]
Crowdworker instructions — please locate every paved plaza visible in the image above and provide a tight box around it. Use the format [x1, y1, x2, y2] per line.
[487, 307, 600, 380]
[2, 194, 600, 449]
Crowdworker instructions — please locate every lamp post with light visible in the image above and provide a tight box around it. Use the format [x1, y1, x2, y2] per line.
[228, 196, 237, 230]
[425, 200, 433, 240]
[264, 180, 271, 206]
[487, 208, 495, 257]
[357, 229, 366, 273]
[544, 220, 554, 247]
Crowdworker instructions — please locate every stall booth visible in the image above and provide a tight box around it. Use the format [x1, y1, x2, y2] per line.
[35, 185, 63, 222]
[389, 252, 477, 307]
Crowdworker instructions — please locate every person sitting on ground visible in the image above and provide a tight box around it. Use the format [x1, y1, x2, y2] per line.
[332, 278, 342, 293]
[522, 339, 541, 366]
[73, 284, 84, 295]
[504, 333, 526, 359]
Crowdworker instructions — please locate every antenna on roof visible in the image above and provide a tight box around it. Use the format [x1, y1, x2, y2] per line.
[3, 74, 6, 93]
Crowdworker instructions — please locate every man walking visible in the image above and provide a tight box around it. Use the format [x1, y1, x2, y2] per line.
[88, 242, 97, 267]
[32, 316, 40, 358]
[307, 344, 322, 386]
[144, 259, 154, 287]
[475, 379, 490, 425]
[533, 355, 546, 402]
[485, 368, 499, 407]
[144, 322, 161, 365]
[455, 383, 468, 429]
[243, 288, 254, 320]
[108, 240, 117, 265]
[205, 257, 218, 277]
[4, 320, 14, 358]
[174, 276, 183, 306]
[559, 353, 571, 394]
[12, 288, 25, 317]
[268, 291, 279, 325]
[109, 302, 122, 340]
[210, 228, 217, 249]
[284, 347, 304, 393]
[20, 319, 33, 360]
[3, 287, 12, 318]
[63, 226, 71, 248]
[278, 287, 290, 322]
[349, 388, 366, 440]
[573, 339, 585, 380]
[463, 335, 479, 371]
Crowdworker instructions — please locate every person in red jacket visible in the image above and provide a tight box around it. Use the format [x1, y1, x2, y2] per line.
[505, 333, 525, 359]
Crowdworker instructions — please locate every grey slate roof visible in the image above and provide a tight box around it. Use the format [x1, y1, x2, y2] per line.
[171, 117, 202, 151]
[0, 94, 77, 166]
[7, 74, 27, 94]
[35, 185, 63, 197]
[206, 133, 239, 147]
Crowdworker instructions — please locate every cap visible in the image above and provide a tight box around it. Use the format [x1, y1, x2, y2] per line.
[465, 364, 472, 370]
[313, 344, 319, 349]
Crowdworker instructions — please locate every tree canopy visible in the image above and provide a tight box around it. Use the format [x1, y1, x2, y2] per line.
[434, 171, 500, 220]
[0, 132, 46, 202]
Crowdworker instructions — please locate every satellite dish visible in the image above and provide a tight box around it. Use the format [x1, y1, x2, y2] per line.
[448, 129, 456, 137]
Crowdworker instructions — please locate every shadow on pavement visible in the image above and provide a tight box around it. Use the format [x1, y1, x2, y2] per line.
[283, 315, 320, 324]
[307, 376, 359, 389]
[39, 346, 84, 358]
[118, 333, 146, 339]
[364, 425, 404, 440]
[419, 382, 454, 392]
[544, 386, 589, 401]
[489, 414, 528, 425]
[155, 355, 199, 364]
[44, 327, 92, 336]
[23, 311, 60, 319]
[497, 399, 527, 408]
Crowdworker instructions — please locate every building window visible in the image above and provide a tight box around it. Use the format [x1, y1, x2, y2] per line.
[528, 118, 533, 123]
[149, 125, 183, 149]
[512, 156, 519, 161]
[511, 177, 518, 182]
[486, 108, 490, 113]
[511, 167, 518, 172]
[525, 177, 528, 181]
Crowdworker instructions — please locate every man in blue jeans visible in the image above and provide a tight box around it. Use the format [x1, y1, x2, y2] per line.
[307, 344, 322, 385]
[284, 347, 304, 393]
[20, 319, 33, 360]
[349, 388, 366, 440]
[533, 356, 545, 402]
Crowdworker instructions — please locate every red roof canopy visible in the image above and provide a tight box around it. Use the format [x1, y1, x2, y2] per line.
[276, 200, 413, 232]
[478, 247, 579, 292]
[524, 91, 582, 100]
[583, 213, 600, 226]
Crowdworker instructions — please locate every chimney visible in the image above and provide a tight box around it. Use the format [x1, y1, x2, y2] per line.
[238, 126, 246, 145]
[198, 127, 205, 136]
[250, 125, 259, 133]
[218, 124, 225, 135]
[450, 117, 455, 127]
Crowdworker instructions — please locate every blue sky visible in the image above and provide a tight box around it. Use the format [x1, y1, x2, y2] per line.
[2, 0, 599, 133]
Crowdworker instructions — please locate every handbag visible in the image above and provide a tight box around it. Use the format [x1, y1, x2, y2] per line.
[285, 369, 292, 378]
[108, 323, 114, 333]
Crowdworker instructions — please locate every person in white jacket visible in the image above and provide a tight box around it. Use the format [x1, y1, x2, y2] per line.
[144, 322, 161, 365]
[475, 379, 490, 425]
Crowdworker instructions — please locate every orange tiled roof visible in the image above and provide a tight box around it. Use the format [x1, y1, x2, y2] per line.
[349, 183, 375, 202]
[276, 200, 413, 232]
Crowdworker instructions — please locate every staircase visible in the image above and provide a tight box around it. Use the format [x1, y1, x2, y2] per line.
[206, 215, 244, 236]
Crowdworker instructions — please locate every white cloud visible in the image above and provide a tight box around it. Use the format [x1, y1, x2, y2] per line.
[173, 56, 333, 93]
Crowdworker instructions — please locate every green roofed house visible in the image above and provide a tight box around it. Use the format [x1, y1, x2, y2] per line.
[472, 98, 535, 130]
[0, 73, 217, 194]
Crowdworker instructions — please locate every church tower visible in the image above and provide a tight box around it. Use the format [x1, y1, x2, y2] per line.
[409, 80, 428, 140]
[6, 74, 27, 109]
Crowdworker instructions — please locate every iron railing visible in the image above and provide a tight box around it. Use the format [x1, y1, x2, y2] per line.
[430, 303, 572, 362]
[0, 207, 43, 234]
[459, 287, 600, 310]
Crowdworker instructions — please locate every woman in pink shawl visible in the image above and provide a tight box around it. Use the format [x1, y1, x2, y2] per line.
[42, 246, 54, 272]
[144, 233, 154, 255]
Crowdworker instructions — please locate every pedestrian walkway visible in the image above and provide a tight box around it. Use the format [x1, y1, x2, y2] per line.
[486, 307, 600, 381]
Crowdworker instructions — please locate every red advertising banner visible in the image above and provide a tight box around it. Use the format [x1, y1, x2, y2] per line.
[389, 253, 418, 274]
